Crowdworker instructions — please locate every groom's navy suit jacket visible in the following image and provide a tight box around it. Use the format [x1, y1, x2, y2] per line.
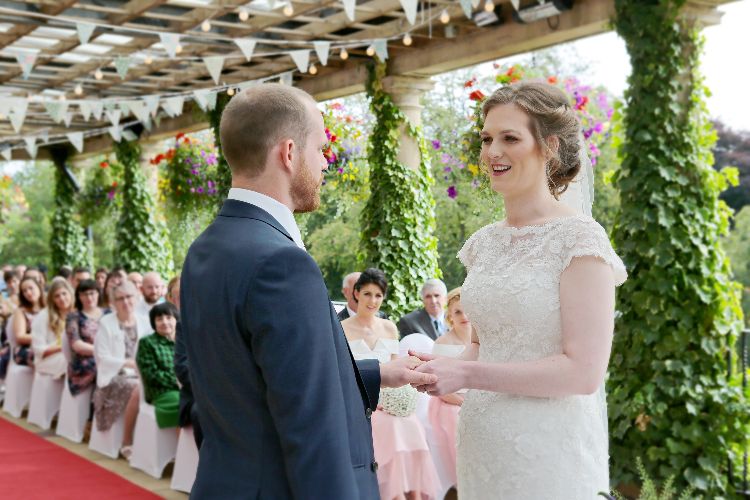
[181, 199, 381, 499]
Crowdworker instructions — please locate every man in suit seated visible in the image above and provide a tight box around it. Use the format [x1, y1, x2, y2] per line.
[337, 272, 388, 322]
[397, 278, 448, 340]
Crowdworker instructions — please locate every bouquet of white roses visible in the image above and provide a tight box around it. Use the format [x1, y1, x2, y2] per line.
[379, 384, 418, 417]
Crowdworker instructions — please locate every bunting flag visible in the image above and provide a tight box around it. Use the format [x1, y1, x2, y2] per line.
[144, 95, 160, 117]
[460, 0, 473, 17]
[90, 101, 104, 121]
[203, 56, 225, 85]
[63, 112, 75, 127]
[24, 137, 37, 158]
[15, 52, 37, 80]
[39, 129, 49, 144]
[342, 0, 356, 21]
[44, 101, 69, 123]
[280, 72, 293, 86]
[122, 129, 138, 142]
[0, 97, 24, 117]
[471, 0, 480, 7]
[313, 41, 331, 66]
[193, 89, 217, 111]
[1, 148, 12, 161]
[399, 0, 418, 25]
[66, 132, 84, 153]
[106, 109, 121, 126]
[128, 100, 151, 124]
[118, 101, 130, 116]
[161, 96, 184, 117]
[510, 0, 520, 9]
[235, 38, 257, 62]
[76, 23, 96, 45]
[114, 56, 131, 79]
[238, 80, 257, 91]
[159, 33, 180, 58]
[108, 125, 122, 142]
[289, 50, 310, 73]
[374, 39, 388, 61]
[79, 101, 92, 121]
[9, 111, 25, 133]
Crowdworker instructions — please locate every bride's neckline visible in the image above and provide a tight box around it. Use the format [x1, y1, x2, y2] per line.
[497, 214, 585, 231]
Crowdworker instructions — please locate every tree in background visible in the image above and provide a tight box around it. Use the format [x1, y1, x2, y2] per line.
[713, 120, 750, 213]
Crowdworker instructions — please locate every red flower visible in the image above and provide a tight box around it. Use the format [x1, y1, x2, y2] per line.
[166, 149, 175, 160]
[506, 67, 515, 76]
[469, 90, 486, 102]
[176, 132, 185, 140]
[547, 76, 558, 84]
[464, 79, 474, 88]
[99, 161, 108, 168]
[111, 181, 118, 187]
[330, 134, 337, 143]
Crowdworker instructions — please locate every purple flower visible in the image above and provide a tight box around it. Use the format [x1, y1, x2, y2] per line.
[471, 179, 480, 189]
[337, 167, 344, 174]
[187, 179, 192, 185]
[444, 166, 452, 173]
[431, 139, 441, 150]
[197, 187, 204, 194]
[458, 163, 466, 169]
[583, 128, 594, 140]
[191, 169, 199, 175]
[593, 122, 604, 133]
[190, 187, 195, 193]
[207, 180, 214, 188]
[441, 153, 452, 164]
[107, 190, 115, 200]
[447, 186, 457, 199]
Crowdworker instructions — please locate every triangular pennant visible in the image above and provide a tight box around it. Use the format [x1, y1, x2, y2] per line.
[90, 101, 104, 121]
[119, 101, 131, 117]
[144, 95, 160, 117]
[374, 39, 388, 61]
[235, 38, 257, 62]
[15, 52, 37, 80]
[63, 112, 75, 127]
[159, 33, 180, 58]
[342, 0, 356, 21]
[280, 72, 293, 86]
[128, 100, 151, 124]
[0, 97, 24, 117]
[79, 101, 92, 121]
[104, 102, 117, 112]
[203, 56, 224, 85]
[313, 41, 331, 66]
[106, 109, 121, 126]
[460, 0, 473, 17]
[1, 148, 12, 161]
[66, 132, 84, 153]
[9, 111, 25, 133]
[108, 125, 122, 142]
[238, 80, 257, 91]
[39, 129, 49, 144]
[399, 0, 418, 25]
[193, 89, 217, 111]
[161, 96, 184, 117]
[289, 50, 310, 73]
[510, 0, 520, 10]
[154, 114, 161, 127]
[122, 129, 138, 142]
[24, 137, 37, 158]
[114, 56, 131, 79]
[44, 101, 69, 123]
[76, 23, 96, 45]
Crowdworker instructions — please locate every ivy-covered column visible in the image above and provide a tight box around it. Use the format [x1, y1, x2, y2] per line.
[609, 0, 747, 495]
[49, 146, 92, 271]
[208, 92, 233, 209]
[113, 137, 173, 275]
[361, 63, 441, 318]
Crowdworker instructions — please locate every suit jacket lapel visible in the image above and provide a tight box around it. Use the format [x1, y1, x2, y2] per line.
[419, 309, 438, 340]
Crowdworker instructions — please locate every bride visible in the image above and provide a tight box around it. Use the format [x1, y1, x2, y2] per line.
[413, 81, 627, 499]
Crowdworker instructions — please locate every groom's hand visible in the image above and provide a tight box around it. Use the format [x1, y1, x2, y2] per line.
[380, 356, 438, 388]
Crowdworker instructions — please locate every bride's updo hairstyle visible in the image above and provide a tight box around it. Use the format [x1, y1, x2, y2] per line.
[481, 81, 582, 197]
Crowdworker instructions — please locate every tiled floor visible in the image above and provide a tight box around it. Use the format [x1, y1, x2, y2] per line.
[0, 411, 188, 500]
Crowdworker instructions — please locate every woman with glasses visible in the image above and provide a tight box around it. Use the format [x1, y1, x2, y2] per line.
[65, 279, 104, 395]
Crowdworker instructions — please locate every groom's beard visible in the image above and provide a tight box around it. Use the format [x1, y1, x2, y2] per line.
[291, 157, 322, 213]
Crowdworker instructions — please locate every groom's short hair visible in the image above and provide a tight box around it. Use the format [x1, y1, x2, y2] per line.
[220, 83, 314, 178]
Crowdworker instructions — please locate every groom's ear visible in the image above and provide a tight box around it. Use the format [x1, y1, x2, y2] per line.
[277, 138, 296, 172]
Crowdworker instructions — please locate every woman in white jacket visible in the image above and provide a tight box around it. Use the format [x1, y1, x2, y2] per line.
[31, 278, 73, 378]
[93, 280, 150, 459]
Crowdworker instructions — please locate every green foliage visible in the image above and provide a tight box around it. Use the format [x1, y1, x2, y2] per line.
[360, 63, 441, 317]
[601, 458, 695, 500]
[49, 150, 92, 271]
[609, 1, 748, 495]
[207, 92, 233, 208]
[113, 139, 173, 275]
[78, 157, 122, 226]
[724, 206, 750, 325]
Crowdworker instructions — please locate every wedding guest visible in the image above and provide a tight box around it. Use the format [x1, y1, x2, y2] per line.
[95, 267, 109, 291]
[136, 272, 165, 316]
[342, 268, 438, 500]
[57, 266, 74, 287]
[397, 279, 448, 340]
[71, 267, 91, 290]
[137, 302, 181, 429]
[65, 279, 104, 395]
[24, 267, 47, 290]
[166, 275, 180, 310]
[128, 272, 143, 294]
[93, 281, 150, 459]
[100, 269, 125, 310]
[31, 277, 74, 379]
[427, 287, 473, 493]
[3, 269, 21, 306]
[10, 277, 46, 366]
[338, 272, 388, 321]
[14, 264, 27, 278]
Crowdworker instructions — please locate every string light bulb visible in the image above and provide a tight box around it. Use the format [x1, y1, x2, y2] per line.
[484, 0, 495, 12]
[402, 33, 412, 46]
[227, 87, 235, 96]
[144, 54, 153, 65]
[175, 44, 183, 54]
[238, 7, 249, 21]
[94, 68, 103, 80]
[74, 84, 83, 95]
[309, 63, 317, 75]
[58, 94, 66, 101]
[282, 2, 294, 16]
[340, 48, 349, 60]
[201, 20, 211, 32]
[440, 9, 450, 24]
[366, 45, 375, 57]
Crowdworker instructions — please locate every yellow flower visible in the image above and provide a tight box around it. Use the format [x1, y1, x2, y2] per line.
[468, 164, 479, 176]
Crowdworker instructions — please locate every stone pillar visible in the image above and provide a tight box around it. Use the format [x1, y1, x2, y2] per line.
[381, 75, 434, 170]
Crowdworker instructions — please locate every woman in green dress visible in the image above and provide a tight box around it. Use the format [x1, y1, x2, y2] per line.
[136, 302, 180, 429]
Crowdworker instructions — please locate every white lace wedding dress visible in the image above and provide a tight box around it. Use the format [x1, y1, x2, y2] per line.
[456, 214, 627, 499]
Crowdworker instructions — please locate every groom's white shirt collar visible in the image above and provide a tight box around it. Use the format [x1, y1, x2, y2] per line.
[228, 188, 305, 250]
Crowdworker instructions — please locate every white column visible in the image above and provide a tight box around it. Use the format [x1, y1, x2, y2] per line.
[381, 75, 434, 170]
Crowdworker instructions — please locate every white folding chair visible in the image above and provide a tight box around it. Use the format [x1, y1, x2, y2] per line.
[56, 334, 94, 442]
[27, 371, 64, 430]
[129, 378, 178, 478]
[2, 333, 34, 418]
[89, 412, 126, 459]
[170, 426, 199, 493]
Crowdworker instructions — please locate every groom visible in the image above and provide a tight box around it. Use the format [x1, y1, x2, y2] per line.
[180, 83, 436, 499]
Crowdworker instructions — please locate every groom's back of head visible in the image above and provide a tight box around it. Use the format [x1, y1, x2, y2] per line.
[220, 83, 314, 178]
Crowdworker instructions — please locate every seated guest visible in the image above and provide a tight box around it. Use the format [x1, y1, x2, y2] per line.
[93, 281, 150, 459]
[11, 276, 46, 366]
[397, 279, 448, 340]
[100, 268, 126, 310]
[31, 277, 74, 379]
[71, 267, 91, 290]
[24, 267, 47, 290]
[342, 268, 438, 500]
[136, 272, 165, 316]
[136, 302, 181, 429]
[128, 272, 143, 294]
[94, 267, 109, 292]
[57, 266, 73, 287]
[166, 275, 180, 310]
[3, 269, 20, 306]
[65, 279, 104, 395]
[427, 287, 473, 493]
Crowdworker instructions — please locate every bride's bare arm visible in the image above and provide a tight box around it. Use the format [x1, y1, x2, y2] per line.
[417, 256, 615, 397]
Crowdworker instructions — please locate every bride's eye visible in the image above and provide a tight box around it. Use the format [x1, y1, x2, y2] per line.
[481, 136, 492, 144]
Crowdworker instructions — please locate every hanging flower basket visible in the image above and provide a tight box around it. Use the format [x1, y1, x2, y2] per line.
[79, 159, 121, 225]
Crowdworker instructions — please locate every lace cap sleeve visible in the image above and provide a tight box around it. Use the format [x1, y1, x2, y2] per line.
[561, 217, 627, 287]
[457, 226, 485, 270]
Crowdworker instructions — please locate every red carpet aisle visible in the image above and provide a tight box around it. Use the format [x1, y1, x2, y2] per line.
[0, 417, 160, 499]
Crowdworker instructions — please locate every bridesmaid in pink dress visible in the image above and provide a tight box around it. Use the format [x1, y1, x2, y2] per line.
[427, 288, 473, 494]
[342, 268, 438, 500]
